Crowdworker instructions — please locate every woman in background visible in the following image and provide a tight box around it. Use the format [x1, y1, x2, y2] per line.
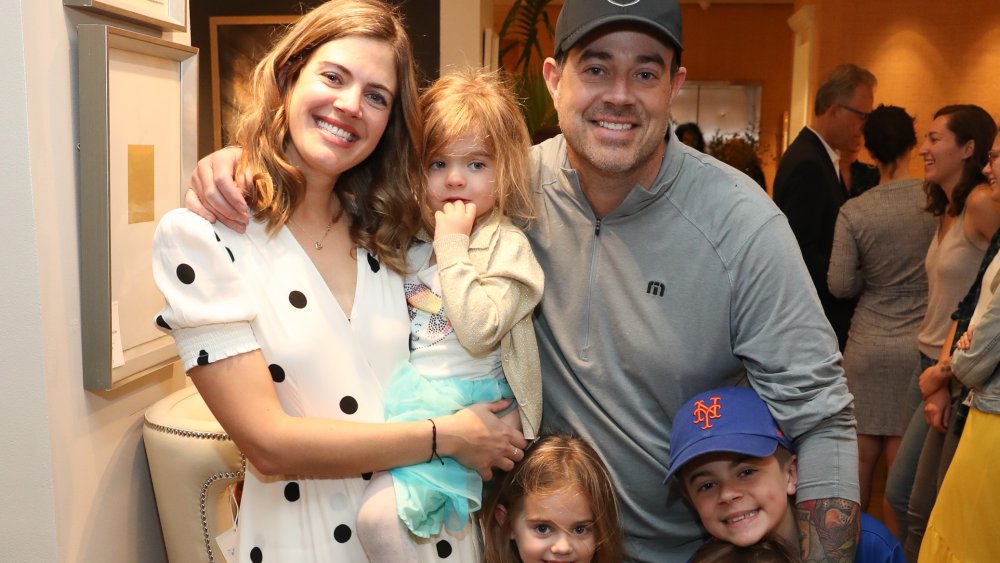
[884, 104, 998, 558]
[828, 105, 936, 527]
[923, 130, 1000, 562]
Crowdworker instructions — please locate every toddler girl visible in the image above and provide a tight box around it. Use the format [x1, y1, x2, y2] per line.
[481, 434, 626, 563]
[358, 68, 544, 561]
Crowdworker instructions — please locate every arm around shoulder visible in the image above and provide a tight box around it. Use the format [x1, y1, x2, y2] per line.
[731, 216, 857, 502]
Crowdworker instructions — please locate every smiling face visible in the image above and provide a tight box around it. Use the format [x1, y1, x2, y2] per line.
[502, 486, 598, 563]
[284, 36, 398, 188]
[681, 452, 798, 548]
[542, 26, 686, 189]
[424, 134, 497, 220]
[984, 135, 1000, 201]
[919, 115, 974, 192]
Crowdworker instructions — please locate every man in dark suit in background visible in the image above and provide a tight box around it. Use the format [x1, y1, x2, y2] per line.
[774, 64, 877, 349]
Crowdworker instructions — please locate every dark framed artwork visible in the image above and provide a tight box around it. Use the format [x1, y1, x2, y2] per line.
[209, 15, 298, 150]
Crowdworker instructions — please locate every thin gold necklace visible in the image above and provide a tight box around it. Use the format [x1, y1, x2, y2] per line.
[294, 207, 343, 251]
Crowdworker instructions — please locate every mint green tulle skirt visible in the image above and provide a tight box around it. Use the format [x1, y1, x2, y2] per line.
[385, 361, 513, 538]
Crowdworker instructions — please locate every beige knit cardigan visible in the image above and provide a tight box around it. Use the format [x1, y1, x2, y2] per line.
[430, 210, 544, 438]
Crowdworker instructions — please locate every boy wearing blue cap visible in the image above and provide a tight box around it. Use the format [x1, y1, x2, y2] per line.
[666, 387, 903, 562]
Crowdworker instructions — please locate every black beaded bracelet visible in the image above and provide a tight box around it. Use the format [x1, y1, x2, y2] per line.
[427, 418, 444, 465]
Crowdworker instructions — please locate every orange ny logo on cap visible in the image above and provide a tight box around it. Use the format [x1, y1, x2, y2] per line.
[692, 396, 722, 430]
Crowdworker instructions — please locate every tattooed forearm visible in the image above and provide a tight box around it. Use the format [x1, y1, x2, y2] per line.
[796, 497, 860, 563]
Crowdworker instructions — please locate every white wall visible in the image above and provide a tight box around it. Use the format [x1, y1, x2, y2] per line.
[4, 1, 188, 560]
[439, 0, 494, 72]
[0, 0, 59, 558]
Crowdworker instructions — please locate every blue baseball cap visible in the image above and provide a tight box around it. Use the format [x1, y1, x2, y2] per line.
[664, 387, 793, 483]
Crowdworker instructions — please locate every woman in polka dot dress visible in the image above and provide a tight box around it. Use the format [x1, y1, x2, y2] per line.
[151, 2, 525, 561]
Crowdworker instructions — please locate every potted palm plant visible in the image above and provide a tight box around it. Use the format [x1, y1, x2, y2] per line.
[497, 0, 558, 137]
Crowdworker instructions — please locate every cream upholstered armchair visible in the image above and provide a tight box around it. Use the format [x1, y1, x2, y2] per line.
[144, 386, 244, 563]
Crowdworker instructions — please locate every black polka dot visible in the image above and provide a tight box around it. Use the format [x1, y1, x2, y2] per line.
[226, 247, 234, 262]
[333, 524, 352, 543]
[339, 396, 358, 415]
[268, 364, 285, 383]
[155, 315, 171, 330]
[284, 481, 300, 502]
[367, 253, 381, 273]
[436, 539, 453, 558]
[289, 290, 307, 309]
[250, 546, 262, 563]
[361, 472, 373, 481]
[176, 263, 195, 284]
[197, 350, 209, 366]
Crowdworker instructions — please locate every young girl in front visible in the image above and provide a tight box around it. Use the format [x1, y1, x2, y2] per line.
[481, 434, 626, 563]
[357, 68, 544, 561]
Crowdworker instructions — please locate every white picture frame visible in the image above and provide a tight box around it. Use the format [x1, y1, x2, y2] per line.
[77, 24, 198, 390]
[65, 0, 187, 32]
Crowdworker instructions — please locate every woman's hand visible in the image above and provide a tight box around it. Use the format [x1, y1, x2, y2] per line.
[918, 362, 951, 398]
[186, 146, 250, 232]
[437, 399, 527, 480]
[956, 326, 974, 351]
[923, 386, 952, 433]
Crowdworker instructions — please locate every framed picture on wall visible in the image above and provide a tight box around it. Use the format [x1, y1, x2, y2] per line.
[210, 15, 299, 150]
[77, 24, 198, 391]
[64, 0, 188, 32]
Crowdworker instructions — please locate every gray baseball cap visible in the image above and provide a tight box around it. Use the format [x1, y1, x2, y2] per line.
[553, 0, 683, 62]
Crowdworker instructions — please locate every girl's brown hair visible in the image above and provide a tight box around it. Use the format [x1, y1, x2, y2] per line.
[923, 104, 996, 217]
[481, 434, 626, 563]
[690, 537, 801, 563]
[416, 68, 534, 229]
[233, 0, 422, 273]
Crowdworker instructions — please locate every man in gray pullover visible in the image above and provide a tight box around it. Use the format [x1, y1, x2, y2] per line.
[531, 2, 859, 562]
[185, 2, 860, 561]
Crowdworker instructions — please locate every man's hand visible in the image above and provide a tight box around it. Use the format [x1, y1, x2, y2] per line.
[186, 146, 250, 232]
[797, 497, 860, 563]
[433, 201, 477, 240]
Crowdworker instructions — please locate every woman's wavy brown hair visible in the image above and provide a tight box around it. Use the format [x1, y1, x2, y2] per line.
[923, 104, 996, 217]
[416, 68, 534, 230]
[481, 434, 626, 563]
[233, 0, 422, 273]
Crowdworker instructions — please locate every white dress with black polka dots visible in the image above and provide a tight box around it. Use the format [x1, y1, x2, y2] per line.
[152, 209, 482, 562]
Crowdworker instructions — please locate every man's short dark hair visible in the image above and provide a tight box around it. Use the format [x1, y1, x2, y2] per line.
[813, 64, 877, 116]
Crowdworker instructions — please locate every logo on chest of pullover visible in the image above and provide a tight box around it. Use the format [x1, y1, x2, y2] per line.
[646, 280, 665, 297]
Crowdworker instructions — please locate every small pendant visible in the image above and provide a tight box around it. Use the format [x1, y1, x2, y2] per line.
[314, 241, 323, 250]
